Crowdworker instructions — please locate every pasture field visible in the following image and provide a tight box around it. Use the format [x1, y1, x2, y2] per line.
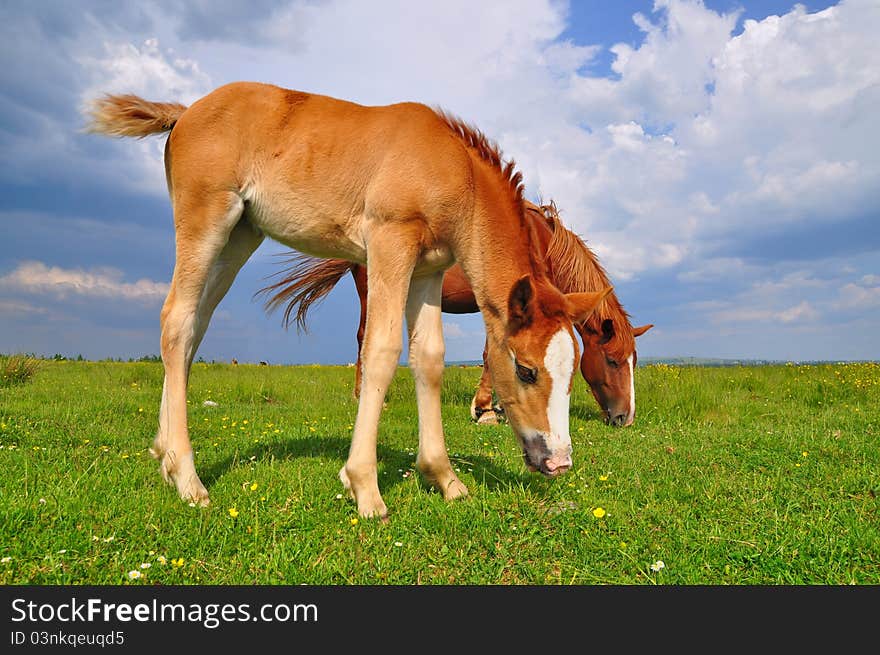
[0, 357, 878, 585]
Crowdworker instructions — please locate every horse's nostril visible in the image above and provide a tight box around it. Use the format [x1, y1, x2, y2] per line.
[610, 414, 627, 427]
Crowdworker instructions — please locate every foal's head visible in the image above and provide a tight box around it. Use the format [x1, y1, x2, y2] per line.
[487, 275, 610, 477]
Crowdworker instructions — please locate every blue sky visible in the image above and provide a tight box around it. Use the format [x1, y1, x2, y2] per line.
[1, 0, 877, 364]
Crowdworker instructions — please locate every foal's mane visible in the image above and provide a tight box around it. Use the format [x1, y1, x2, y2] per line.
[540, 202, 635, 361]
[435, 110, 549, 279]
[435, 110, 525, 210]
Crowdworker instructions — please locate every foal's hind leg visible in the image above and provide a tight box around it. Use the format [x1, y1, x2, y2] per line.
[186, 220, 264, 371]
[407, 273, 467, 501]
[152, 192, 250, 505]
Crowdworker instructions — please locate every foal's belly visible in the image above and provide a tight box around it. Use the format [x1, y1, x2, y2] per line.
[243, 190, 368, 262]
[243, 185, 456, 274]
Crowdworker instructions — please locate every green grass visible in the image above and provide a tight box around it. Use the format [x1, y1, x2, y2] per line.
[0, 354, 42, 388]
[0, 359, 877, 584]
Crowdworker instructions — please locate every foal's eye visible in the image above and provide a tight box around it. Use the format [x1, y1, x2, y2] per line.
[606, 358, 619, 369]
[515, 362, 538, 384]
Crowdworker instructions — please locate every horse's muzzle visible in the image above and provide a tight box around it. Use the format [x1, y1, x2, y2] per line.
[522, 451, 572, 477]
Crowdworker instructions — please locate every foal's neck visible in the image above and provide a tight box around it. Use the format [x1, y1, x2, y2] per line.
[454, 189, 545, 343]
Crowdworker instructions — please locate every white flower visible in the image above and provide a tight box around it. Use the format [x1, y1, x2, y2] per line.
[139, 562, 151, 569]
[39, 498, 46, 504]
[394, 541, 403, 547]
[127, 570, 142, 580]
[650, 560, 666, 572]
[1, 557, 12, 564]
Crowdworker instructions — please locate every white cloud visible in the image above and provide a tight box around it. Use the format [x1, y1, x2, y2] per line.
[79, 38, 211, 105]
[710, 300, 819, 325]
[0, 261, 169, 303]
[0, 300, 48, 316]
[535, 1, 880, 280]
[443, 322, 466, 339]
[77, 37, 213, 196]
[835, 279, 880, 310]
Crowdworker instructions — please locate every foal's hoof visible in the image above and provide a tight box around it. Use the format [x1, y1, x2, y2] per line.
[338, 466, 356, 500]
[154, 448, 210, 507]
[357, 501, 389, 521]
[339, 466, 387, 519]
[476, 410, 499, 425]
[443, 477, 469, 502]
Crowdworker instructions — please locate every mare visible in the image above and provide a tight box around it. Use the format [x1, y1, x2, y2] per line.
[260, 201, 653, 427]
[87, 82, 610, 518]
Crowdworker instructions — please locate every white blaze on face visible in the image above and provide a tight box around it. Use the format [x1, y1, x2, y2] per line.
[626, 354, 635, 426]
[544, 329, 575, 446]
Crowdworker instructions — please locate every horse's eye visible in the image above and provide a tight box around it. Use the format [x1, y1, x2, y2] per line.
[606, 358, 619, 369]
[515, 362, 538, 384]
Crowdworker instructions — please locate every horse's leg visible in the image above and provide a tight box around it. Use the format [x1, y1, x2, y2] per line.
[407, 273, 468, 501]
[151, 192, 248, 506]
[351, 265, 368, 399]
[156, 221, 263, 462]
[470, 338, 499, 425]
[339, 232, 417, 519]
[186, 220, 264, 370]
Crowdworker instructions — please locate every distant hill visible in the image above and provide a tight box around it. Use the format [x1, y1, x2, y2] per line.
[447, 357, 877, 368]
[636, 357, 876, 367]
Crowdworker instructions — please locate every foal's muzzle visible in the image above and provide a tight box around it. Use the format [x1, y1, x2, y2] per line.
[521, 440, 572, 478]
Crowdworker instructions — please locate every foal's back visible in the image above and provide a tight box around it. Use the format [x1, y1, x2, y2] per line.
[168, 82, 471, 261]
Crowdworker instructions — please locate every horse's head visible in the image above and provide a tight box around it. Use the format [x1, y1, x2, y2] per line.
[487, 275, 611, 477]
[578, 320, 653, 427]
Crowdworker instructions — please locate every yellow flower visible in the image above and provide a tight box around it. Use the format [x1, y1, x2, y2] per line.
[171, 558, 185, 567]
[802, 451, 808, 458]
[250, 482, 258, 491]
[592, 507, 607, 519]
[599, 474, 609, 481]
[350, 518, 358, 526]
[228, 507, 239, 518]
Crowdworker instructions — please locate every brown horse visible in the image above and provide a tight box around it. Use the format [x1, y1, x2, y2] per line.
[260, 201, 653, 427]
[87, 82, 610, 518]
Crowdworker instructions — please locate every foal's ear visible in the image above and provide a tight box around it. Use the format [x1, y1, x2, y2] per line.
[565, 287, 612, 324]
[507, 275, 535, 332]
[632, 324, 654, 337]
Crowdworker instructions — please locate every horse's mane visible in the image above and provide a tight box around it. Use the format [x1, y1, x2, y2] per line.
[540, 202, 635, 361]
[435, 110, 549, 281]
[435, 110, 525, 210]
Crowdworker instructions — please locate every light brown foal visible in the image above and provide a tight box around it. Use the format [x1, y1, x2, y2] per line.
[88, 82, 610, 518]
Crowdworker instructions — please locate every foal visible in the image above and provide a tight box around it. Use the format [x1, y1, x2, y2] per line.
[88, 82, 609, 518]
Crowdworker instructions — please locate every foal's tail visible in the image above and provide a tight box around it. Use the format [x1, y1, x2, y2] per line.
[85, 94, 188, 138]
[256, 253, 355, 332]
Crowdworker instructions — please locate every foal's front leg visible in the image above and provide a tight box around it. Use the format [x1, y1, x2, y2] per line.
[339, 234, 417, 519]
